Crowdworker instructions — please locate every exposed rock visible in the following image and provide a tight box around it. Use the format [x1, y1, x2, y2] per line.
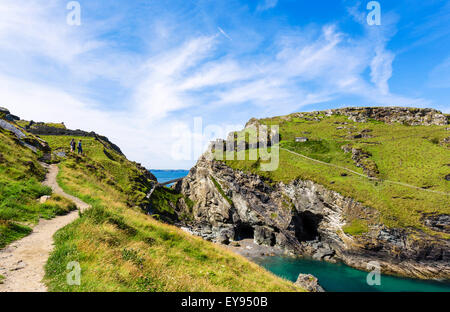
[441, 137, 450, 147]
[175, 154, 450, 280]
[254, 225, 276, 246]
[341, 145, 379, 177]
[326, 107, 448, 126]
[295, 273, 325, 292]
[39, 195, 51, 204]
[5, 114, 20, 122]
[55, 151, 66, 158]
[0, 107, 10, 114]
[422, 214, 450, 234]
[0, 119, 26, 139]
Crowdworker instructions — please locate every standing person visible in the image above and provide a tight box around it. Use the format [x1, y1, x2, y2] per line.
[77, 140, 83, 155]
[70, 139, 75, 152]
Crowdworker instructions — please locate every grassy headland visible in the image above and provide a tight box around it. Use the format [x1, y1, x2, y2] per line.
[224, 113, 450, 236]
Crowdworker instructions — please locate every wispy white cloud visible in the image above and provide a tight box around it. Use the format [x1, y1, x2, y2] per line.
[370, 48, 395, 95]
[217, 27, 232, 41]
[256, 0, 278, 12]
[0, 0, 435, 169]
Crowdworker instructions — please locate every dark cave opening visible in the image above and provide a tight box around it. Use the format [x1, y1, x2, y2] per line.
[235, 223, 254, 240]
[291, 211, 323, 242]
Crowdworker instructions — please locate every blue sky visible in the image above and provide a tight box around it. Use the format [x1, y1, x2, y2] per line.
[1, 0, 449, 169]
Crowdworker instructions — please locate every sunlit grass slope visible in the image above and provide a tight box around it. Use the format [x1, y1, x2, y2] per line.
[0, 123, 76, 248]
[42, 134, 301, 292]
[224, 114, 450, 236]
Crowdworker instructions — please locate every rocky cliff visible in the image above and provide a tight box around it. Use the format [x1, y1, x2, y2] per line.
[322, 107, 447, 126]
[174, 107, 450, 280]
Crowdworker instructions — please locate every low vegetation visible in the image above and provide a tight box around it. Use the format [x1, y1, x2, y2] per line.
[210, 175, 233, 206]
[42, 133, 300, 292]
[342, 219, 369, 236]
[224, 114, 450, 237]
[0, 127, 76, 248]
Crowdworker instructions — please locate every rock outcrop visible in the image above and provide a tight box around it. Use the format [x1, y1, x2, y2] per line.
[25, 123, 124, 156]
[295, 274, 325, 292]
[0, 116, 50, 154]
[285, 107, 448, 126]
[341, 145, 379, 177]
[175, 154, 450, 280]
[326, 107, 448, 126]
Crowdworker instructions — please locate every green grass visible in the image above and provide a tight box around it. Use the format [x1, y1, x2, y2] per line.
[43, 122, 66, 129]
[223, 114, 450, 236]
[2, 116, 302, 291]
[0, 221, 32, 248]
[42, 135, 155, 209]
[44, 142, 301, 292]
[15, 120, 66, 129]
[210, 176, 233, 205]
[342, 219, 369, 236]
[0, 126, 76, 248]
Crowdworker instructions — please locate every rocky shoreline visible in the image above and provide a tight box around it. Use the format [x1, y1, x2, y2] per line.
[173, 157, 449, 281]
[171, 107, 449, 281]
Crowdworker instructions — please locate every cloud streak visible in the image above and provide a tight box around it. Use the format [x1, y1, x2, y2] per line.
[0, 0, 438, 169]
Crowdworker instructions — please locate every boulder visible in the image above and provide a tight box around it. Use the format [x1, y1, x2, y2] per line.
[422, 214, 450, 234]
[215, 225, 235, 245]
[5, 114, 19, 122]
[312, 247, 335, 260]
[294, 273, 325, 292]
[254, 225, 275, 246]
[0, 107, 10, 114]
[0, 119, 26, 139]
[39, 195, 51, 203]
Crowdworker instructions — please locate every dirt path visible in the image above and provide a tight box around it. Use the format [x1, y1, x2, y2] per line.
[281, 147, 450, 196]
[0, 164, 90, 292]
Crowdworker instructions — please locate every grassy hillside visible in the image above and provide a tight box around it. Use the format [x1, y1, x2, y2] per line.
[0, 121, 76, 248]
[41, 134, 300, 291]
[0, 113, 301, 292]
[224, 113, 450, 236]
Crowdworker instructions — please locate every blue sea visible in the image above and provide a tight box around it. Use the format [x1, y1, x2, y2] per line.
[150, 169, 189, 185]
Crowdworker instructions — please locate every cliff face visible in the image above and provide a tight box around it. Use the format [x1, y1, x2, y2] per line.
[175, 156, 449, 279]
[175, 107, 450, 280]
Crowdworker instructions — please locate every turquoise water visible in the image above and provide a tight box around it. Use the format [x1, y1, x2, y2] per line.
[150, 170, 449, 292]
[255, 256, 450, 292]
[150, 169, 189, 185]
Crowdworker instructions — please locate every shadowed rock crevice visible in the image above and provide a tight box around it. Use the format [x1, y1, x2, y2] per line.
[175, 154, 450, 280]
[235, 223, 254, 240]
[290, 211, 323, 242]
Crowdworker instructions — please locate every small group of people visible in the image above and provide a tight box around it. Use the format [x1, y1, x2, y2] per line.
[70, 138, 83, 155]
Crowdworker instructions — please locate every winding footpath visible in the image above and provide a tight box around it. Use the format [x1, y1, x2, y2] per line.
[281, 147, 450, 196]
[0, 164, 90, 292]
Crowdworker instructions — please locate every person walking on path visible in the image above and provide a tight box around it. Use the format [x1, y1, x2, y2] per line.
[77, 140, 83, 155]
[70, 139, 75, 152]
